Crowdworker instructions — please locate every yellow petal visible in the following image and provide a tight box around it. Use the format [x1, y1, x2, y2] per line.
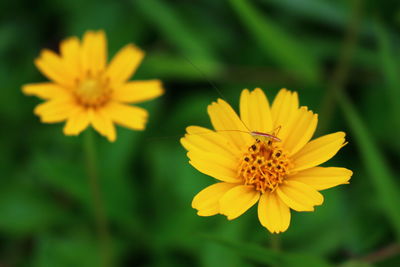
[208, 99, 254, 150]
[292, 132, 346, 172]
[104, 102, 148, 131]
[219, 185, 260, 220]
[271, 89, 299, 141]
[239, 89, 251, 126]
[81, 31, 95, 73]
[289, 167, 352, 190]
[181, 126, 239, 158]
[283, 107, 318, 155]
[277, 180, 324, 212]
[112, 79, 164, 103]
[187, 150, 240, 183]
[94, 31, 107, 71]
[106, 44, 144, 86]
[81, 30, 107, 74]
[240, 88, 273, 133]
[34, 99, 77, 123]
[34, 49, 75, 87]
[258, 191, 291, 233]
[22, 83, 70, 100]
[63, 108, 90, 135]
[60, 36, 81, 79]
[192, 182, 237, 216]
[89, 108, 116, 142]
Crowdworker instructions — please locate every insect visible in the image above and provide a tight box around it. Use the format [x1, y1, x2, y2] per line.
[251, 128, 281, 143]
[204, 125, 281, 141]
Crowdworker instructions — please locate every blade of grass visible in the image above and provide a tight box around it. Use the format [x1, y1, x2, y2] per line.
[133, 0, 220, 74]
[374, 19, 400, 138]
[138, 53, 220, 80]
[337, 90, 400, 240]
[318, 0, 362, 134]
[229, 0, 320, 83]
[263, 0, 346, 27]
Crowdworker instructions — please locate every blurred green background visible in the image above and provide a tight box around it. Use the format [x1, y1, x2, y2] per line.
[1, 0, 400, 266]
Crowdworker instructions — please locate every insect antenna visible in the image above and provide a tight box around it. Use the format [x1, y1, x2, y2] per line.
[182, 55, 253, 134]
[182, 55, 225, 100]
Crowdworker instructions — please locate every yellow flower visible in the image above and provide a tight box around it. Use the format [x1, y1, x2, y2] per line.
[23, 30, 164, 142]
[181, 88, 352, 233]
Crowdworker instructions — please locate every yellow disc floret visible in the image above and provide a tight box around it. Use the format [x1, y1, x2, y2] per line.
[238, 138, 292, 193]
[75, 76, 112, 107]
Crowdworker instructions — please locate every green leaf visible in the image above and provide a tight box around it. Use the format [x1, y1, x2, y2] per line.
[33, 153, 89, 207]
[204, 236, 332, 267]
[337, 90, 400, 240]
[229, 0, 320, 83]
[32, 232, 100, 267]
[0, 182, 63, 236]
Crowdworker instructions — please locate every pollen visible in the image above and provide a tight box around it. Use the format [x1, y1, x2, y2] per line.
[238, 139, 292, 193]
[75, 75, 112, 107]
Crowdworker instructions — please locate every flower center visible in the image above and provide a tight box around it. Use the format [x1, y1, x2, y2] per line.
[238, 139, 292, 193]
[75, 77, 112, 107]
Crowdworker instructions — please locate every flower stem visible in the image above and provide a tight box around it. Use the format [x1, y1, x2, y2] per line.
[270, 234, 281, 251]
[359, 243, 400, 263]
[83, 129, 112, 267]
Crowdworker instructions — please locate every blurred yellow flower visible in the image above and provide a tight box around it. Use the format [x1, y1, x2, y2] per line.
[181, 88, 352, 233]
[23, 30, 164, 142]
